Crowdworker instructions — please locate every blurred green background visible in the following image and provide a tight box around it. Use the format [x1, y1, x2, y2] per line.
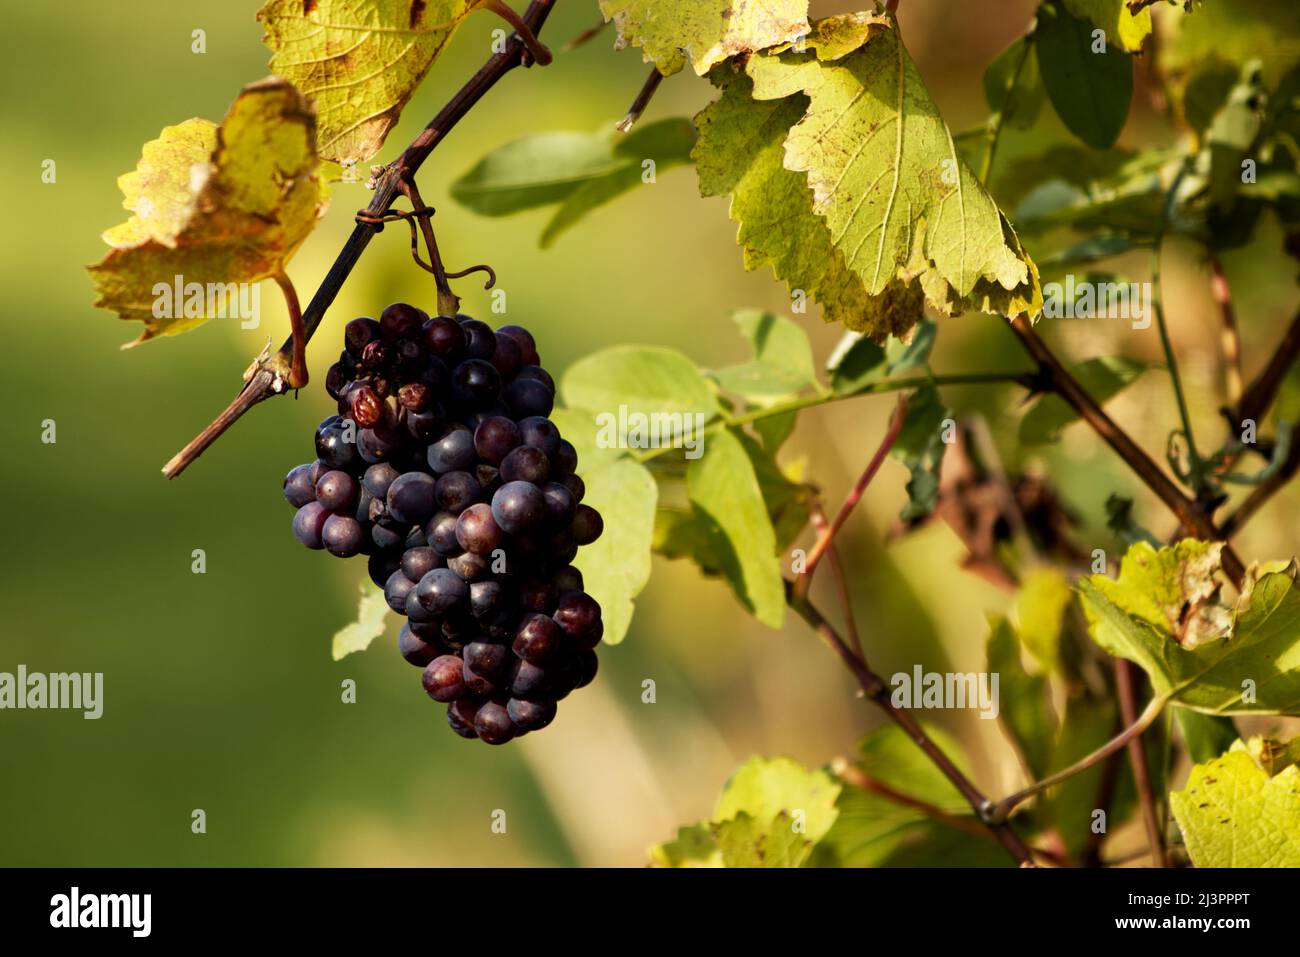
[2, 1, 1297, 866]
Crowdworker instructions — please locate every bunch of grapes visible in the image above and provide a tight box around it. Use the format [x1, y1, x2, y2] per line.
[282, 304, 604, 744]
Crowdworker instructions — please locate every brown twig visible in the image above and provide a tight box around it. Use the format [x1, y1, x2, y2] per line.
[793, 395, 908, 602]
[788, 587, 1037, 866]
[1114, 659, 1166, 867]
[809, 501, 862, 659]
[563, 17, 609, 52]
[1007, 317, 1245, 587]
[616, 67, 665, 133]
[1221, 440, 1300, 536]
[1209, 252, 1244, 405]
[162, 0, 559, 479]
[1232, 306, 1300, 438]
[272, 270, 307, 390]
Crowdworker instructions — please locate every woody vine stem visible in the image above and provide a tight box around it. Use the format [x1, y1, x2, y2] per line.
[161, 0, 1300, 866]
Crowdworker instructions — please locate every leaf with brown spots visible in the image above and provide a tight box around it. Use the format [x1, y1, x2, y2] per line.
[258, 0, 478, 163]
[87, 78, 327, 345]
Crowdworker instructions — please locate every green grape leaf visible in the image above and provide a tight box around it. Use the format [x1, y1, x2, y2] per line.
[711, 310, 819, 406]
[561, 346, 720, 425]
[753, 410, 797, 452]
[686, 428, 785, 627]
[1060, 0, 1152, 54]
[448, 119, 697, 246]
[826, 320, 937, 396]
[984, 37, 1046, 131]
[693, 69, 914, 341]
[1036, 1, 1135, 150]
[257, 0, 476, 164]
[1042, 697, 1125, 857]
[987, 617, 1056, 778]
[332, 584, 395, 661]
[743, 15, 1042, 326]
[891, 385, 952, 522]
[1170, 744, 1300, 867]
[1019, 356, 1148, 445]
[89, 79, 327, 345]
[1174, 709, 1239, 764]
[1079, 541, 1300, 715]
[572, 459, 658, 645]
[650, 756, 840, 868]
[599, 0, 810, 77]
[1016, 567, 1072, 672]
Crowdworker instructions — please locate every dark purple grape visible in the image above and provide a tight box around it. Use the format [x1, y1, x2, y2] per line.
[380, 302, 426, 341]
[459, 318, 497, 360]
[308, 460, 327, 485]
[386, 472, 436, 525]
[447, 550, 489, 582]
[427, 425, 476, 474]
[469, 580, 508, 619]
[426, 511, 462, 556]
[500, 446, 550, 485]
[357, 426, 404, 464]
[292, 502, 330, 549]
[489, 333, 522, 379]
[440, 612, 477, 648]
[322, 515, 364, 557]
[513, 613, 562, 663]
[368, 552, 401, 588]
[423, 316, 466, 360]
[413, 567, 469, 615]
[549, 656, 583, 700]
[345, 317, 382, 356]
[540, 482, 575, 527]
[394, 338, 425, 372]
[510, 658, 549, 698]
[552, 565, 584, 594]
[473, 701, 515, 745]
[465, 641, 510, 676]
[451, 359, 502, 408]
[398, 624, 440, 667]
[422, 655, 466, 703]
[504, 376, 554, 418]
[362, 463, 401, 500]
[476, 464, 503, 498]
[315, 470, 358, 511]
[562, 473, 585, 503]
[324, 363, 349, 399]
[571, 504, 603, 545]
[315, 419, 360, 472]
[552, 440, 578, 476]
[518, 416, 560, 456]
[284, 464, 316, 508]
[497, 326, 539, 366]
[575, 649, 599, 689]
[435, 471, 482, 513]
[492, 481, 547, 534]
[519, 578, 557, 614]
[508, 697, 556, 732]
[474, 416, 522, 465]
[447, 698, 481, 738]
[401, 546, 441, 582]
[404, 525, 427, 550]
[406, 407, 444, 442]
[384, 570, 416, 612]
[514, 364, 554, 392]
[456, 503, 503, 555]
[554, 592, 602, 646]
[398, 381, 431, 412]
[372, 523, 404, 551]
[404, 587, 437, 623]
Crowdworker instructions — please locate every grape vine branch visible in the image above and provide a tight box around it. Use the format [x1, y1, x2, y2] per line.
[161, 0, 559, 480]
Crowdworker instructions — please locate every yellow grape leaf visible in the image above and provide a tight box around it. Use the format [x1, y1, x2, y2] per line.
[89, 78, 327, 346]
[1169, 743, 1300, 867]
[1060, 0, 1151, 54]
[258, 0, 477, 163]
[745, 14, 1041, 324]
[600, 0, 810, 76]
